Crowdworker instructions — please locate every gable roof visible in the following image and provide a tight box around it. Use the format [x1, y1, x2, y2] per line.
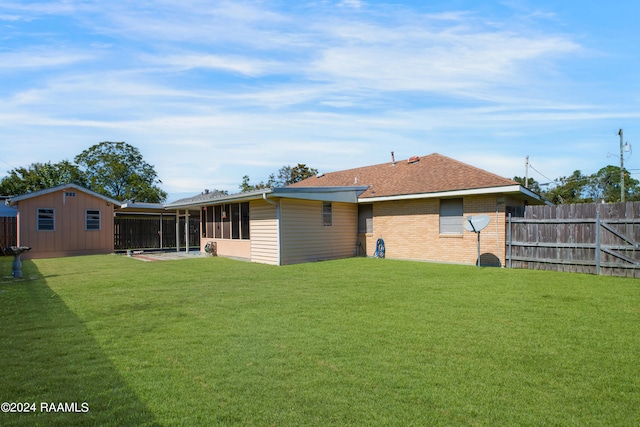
[7, 183, 121, 207]
[289, 153, 543, 203]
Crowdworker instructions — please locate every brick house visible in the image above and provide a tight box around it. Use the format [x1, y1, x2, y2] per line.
[169, 153, 545, 266]
[288, 153, 545, 266]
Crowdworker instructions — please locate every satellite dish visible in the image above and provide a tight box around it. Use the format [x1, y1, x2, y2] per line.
[464, 215, 491, 233]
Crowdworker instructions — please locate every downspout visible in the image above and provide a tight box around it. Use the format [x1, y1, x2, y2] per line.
[262, 193, 281, 266]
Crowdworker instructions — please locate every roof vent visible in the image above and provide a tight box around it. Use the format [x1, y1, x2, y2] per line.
[408, 156, 420, 164]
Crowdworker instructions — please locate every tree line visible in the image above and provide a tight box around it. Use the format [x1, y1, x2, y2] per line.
[0, 141, 167, 203]
[0, 141, 319, 203]
[514, 165, 640, 204]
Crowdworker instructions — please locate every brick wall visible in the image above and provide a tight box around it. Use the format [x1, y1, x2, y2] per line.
[359, 195, 519, 266]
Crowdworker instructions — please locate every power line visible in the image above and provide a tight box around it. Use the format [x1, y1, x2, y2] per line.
[528, 163, 555, 184]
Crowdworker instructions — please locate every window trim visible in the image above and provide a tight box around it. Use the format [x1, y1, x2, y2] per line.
[85, 209, 101, 231]
[37, 208, 55, 231]
[322, 202, 332, 226]
[439, 198, 464, 235]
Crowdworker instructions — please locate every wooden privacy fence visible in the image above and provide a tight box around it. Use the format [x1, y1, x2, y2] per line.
[507, 202, 640, 277]
[0, 216, 18, 255]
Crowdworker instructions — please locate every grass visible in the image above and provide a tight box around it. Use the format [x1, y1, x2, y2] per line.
[1, 255, 639, 426]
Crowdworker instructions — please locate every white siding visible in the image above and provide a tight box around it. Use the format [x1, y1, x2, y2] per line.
[280, 199, 357, 265]
[250, 200, 279, 265]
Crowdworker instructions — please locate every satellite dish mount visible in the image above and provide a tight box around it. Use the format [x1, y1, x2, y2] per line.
[464, 215, 491, 269]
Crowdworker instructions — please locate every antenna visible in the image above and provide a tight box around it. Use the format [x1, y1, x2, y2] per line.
[464, 215, 491, 269]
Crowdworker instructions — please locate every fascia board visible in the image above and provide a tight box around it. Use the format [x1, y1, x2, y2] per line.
[8, 183, 121, 206]
[165, 189, 273, 209]
[359, 185, 541, 203]
[272, 186, 368, 203]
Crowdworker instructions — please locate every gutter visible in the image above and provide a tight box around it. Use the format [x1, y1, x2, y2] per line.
[262, 193, 282, 266]
[360, 184, 547, 204]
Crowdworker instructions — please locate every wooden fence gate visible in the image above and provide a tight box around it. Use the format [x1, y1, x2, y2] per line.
[507, 202, 640, 277]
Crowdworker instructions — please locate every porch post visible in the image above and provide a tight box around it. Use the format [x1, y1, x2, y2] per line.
[175, 209, 180, 252]
[185, 210, 190, 253]
[159, 213, 163, 249]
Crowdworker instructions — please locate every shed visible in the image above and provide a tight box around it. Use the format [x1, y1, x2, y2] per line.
[7, 184, 121, 259]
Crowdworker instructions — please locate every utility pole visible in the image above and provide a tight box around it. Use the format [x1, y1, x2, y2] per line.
[619, 129, 625, 202]
[525, 155, 529, 188]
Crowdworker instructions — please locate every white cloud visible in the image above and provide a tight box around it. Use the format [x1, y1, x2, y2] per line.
[0, 51, 91, 70]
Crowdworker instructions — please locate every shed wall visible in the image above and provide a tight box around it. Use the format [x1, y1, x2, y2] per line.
[17, 190, 115, 259]
[280, 199, 357, 265]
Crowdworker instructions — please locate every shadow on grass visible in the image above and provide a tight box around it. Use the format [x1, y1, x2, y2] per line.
[0, 258, 159, 427]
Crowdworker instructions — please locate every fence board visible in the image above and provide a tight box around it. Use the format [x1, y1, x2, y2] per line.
[0, 217, 17, 255]
[507, 202, 640, 277]
[114, 215, 200, 251]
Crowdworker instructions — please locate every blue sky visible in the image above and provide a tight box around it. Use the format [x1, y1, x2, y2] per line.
[1, 0, 639, 201]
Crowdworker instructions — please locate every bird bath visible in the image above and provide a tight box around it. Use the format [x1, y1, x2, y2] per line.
[5, 246, 31, 278]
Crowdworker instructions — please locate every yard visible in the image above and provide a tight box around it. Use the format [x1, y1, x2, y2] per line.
[1, 255, 639, 426]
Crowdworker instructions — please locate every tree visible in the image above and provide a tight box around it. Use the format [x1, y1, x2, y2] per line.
[584, 165, 640, 203]
[512, 176, 542, 194]
[543, 170, 589, 205]
[240, 164, 318, 192]
[75, 141, 167, 203]
[277, 163, 318, 186]
[239, 174, 276, 192]
[0, 160, 87, 195]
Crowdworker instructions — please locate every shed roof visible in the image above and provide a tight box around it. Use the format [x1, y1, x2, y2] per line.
[7, 183, 122, 206]
[289, 153, 542, 202]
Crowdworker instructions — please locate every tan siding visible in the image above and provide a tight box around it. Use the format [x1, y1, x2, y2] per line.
[17, 189, 115, 259]
[249, 199, 279, 265]
[280, 199, 357, 265]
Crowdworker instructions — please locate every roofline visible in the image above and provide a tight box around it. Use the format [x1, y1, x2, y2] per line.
[8, 183, 122, 206]
[359, 184, 548, 204]
[165, 188, 273, 209]
[119, 202, 166, 210]
[165, 186, 370, 209]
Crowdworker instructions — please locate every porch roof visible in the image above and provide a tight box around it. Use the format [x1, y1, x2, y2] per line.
[164, 186, 369, 209]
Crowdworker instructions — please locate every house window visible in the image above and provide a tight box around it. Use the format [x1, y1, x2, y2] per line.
[241, 202, 250, 239]
[322, 202, 332, 226]
[209, 202, 250, 240]
[439, 198, 463, 235]
[37, 208, 55, 231]
[86, 209, 101, 230]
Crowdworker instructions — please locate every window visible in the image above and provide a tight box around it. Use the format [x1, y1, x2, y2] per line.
[208, 203, 250, 240]
[86, 209, 101, 230]
[322, 202, 332, 226]
[240, 202, 250, 239]
[231, 203, 240, 239]
[439, 198, 463, 235]
[38, 208, 55, 231]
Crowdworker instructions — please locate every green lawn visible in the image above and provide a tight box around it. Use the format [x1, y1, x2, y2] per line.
[1, 255, 639, 426]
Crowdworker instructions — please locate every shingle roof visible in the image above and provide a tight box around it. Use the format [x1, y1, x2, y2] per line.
[288, 153, 519, 199]
[167, 190, 227, 206]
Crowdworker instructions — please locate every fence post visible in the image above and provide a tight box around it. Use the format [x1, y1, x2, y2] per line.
[595, 211, 601, 275]
[507, 212, 512, 269]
